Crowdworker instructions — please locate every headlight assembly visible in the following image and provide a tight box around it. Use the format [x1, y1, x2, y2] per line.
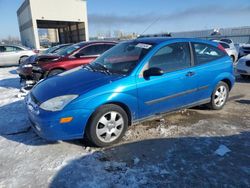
[40, 95, 78, 112]
[22, 64, 33, 68]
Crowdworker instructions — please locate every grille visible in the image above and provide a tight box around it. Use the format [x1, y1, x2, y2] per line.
[242, 47, 250, 51]
[30, 92, 40, 105]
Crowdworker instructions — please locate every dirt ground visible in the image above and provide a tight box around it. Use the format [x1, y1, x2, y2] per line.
[0, 67, 249, 188]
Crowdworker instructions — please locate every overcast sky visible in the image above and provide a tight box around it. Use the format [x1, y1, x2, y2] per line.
[0, 0, 250, 39]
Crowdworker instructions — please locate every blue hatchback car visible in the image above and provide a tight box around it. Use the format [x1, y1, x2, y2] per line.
[26, 37, 235, 147]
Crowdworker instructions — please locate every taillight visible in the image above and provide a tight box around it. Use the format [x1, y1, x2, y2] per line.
[218, 44, 227, 53]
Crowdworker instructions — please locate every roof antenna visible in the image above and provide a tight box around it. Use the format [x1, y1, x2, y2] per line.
[140, 17, 161, 36]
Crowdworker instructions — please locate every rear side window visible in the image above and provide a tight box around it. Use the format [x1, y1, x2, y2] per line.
[5, 46, 16, 52]
[4, 46, 22, 52]
[192, 43, 226, 65]
[78, 44, 115, 56]
[219, 42, 230, 49]
[148, 42, 191, 73]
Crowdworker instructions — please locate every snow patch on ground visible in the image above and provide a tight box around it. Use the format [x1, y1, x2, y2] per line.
[0, 68, 30, 135]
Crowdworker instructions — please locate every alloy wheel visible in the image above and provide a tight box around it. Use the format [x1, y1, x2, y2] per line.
[96, 111, 124, 143]
[214, 85, 227, 107]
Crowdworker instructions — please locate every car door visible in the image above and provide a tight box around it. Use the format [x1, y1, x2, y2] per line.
[190, 42, 230, 101]
[2, 46, 22, 65]
[136, 42, 200, 119]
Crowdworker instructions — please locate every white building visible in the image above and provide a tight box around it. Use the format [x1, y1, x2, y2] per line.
[17, 0, 89, 49]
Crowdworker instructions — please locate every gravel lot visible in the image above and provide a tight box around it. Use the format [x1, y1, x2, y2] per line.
[0, 67, 249, 188]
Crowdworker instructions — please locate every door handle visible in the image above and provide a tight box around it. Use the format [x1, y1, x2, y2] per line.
[186, 71, 195, 77]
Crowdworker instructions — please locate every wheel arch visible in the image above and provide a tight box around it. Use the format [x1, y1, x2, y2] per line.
[221, 78, 233, 91]
[45, 67, 66, 77]
[213, 72, 235, 92]
[19, 55, 29, 64]
[20, 55, 29, 58]
[49, 67, 66, 72]
[83, 101, 133, 143]
[85, 101, 132, 129]
[104, 101, 132, 126]
[230, 55, 235, 62]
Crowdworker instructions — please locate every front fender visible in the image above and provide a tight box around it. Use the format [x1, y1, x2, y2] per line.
[66, 92, 139, 121]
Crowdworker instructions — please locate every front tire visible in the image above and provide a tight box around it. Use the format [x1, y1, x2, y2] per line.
[85, 104, 128, 147]
[208, 81, 229, 110]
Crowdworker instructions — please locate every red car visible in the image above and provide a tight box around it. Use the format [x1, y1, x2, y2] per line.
[18, 41, 117, 86]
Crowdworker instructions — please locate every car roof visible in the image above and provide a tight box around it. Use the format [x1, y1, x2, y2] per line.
[134, 37, 172, 44]
[76, 40, 118, 47]
[0, 44, 29, 49]
[132, 37, 218, 46]
[56, 44, 71, 47]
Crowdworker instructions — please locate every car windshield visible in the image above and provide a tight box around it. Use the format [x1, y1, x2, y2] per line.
[43, 46, 59, 54]
[57, 44, 80, 56]
[53, 45, 70, 54]
[88, 41, 154, 75]
[220, 39, 232, 44]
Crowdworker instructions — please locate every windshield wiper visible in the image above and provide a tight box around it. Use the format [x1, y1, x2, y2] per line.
[84, 64, 96, 72]
[93, 62, 112, 75]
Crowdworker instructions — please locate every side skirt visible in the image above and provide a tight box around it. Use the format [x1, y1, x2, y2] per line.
[133, 98, 211, 125]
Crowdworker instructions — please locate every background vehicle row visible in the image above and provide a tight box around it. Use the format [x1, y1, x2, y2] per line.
[0, 45, 36, 66]
[18, 41, 117, 88]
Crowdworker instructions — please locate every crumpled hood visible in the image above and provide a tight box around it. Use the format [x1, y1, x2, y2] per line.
[36, 54, 62, 63]
[21, 55, 38, 65]
[21, 54, 61, 65]
[31, 67, 123, 103]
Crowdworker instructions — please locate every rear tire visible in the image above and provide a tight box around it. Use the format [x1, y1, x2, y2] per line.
[47, 69, 64, 77]
[85, 104, 128, 147]
[208, 81, 229, 110]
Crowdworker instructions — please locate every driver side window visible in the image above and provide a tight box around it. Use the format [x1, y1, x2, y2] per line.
[148, 42, 191, 73]
[77, 44, 114, 57]
[77, 45, 97, 57]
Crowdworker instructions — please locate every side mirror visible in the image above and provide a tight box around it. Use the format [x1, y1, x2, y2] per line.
[143, 67, 164, 78]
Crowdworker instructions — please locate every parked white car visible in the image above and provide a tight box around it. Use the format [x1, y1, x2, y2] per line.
[239, 43, 250, 57]
[0, 45, 35, 66]
[214, 40, 238, 64]
[220, 38, 234, 47]
[236, 54, 250, 78]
